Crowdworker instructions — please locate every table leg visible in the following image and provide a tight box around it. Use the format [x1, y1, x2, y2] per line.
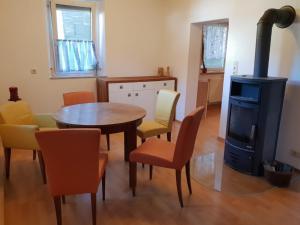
[124, 123, 137, 161]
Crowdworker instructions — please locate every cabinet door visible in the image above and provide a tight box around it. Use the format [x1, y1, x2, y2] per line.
[109, 90, 134, 105]
[131, 90, 156, 120]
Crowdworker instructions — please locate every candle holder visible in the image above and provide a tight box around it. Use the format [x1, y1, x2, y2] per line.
[8, 87, 21, 101]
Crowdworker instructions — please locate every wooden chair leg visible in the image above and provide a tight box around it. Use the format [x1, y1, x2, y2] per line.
[185, 161, 192, 194]
[37, 151, 47, 184]
[102, 171, 106, 201]
[53, 196, 62, 225]
[33, 150, 37, 160]
[106, 134, 110, 151]
[62, 195, 66, 204]
[176, 170, 184, 208]
[157, 134, 160, 139]
[129, 162, 137, 196]
[91, 193, 97, 225]
[4, 148, 11, 179]
[141, 138, 145, 168]
[149, 165, 153, 180]
[167, 132, 171, 142]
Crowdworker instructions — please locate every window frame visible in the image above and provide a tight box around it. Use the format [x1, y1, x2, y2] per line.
[201, 21, 228, 75]
[49, 0, 98, 78]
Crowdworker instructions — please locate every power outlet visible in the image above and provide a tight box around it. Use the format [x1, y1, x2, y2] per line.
[30, 69, 37, 75]
[233, 61, 239, 75]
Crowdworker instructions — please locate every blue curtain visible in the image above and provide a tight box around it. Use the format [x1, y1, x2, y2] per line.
[56, 40, 97, 73]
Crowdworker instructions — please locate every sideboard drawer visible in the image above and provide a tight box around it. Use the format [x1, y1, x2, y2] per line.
[134, 82, 155, 91]
[109, 83, 134, 92]
[155, 80, 175, 91]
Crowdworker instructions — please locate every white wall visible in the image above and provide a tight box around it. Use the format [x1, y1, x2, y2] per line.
[161, 0, 235, 120]
[0, 0, 97, 113]
[162, 0, 300, 169]
[0, 0, 165, 113]
[104, 0, 165, 76]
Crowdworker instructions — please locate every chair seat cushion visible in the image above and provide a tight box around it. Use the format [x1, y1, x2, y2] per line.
[130, 138, 176, 169]
[39, 127, 58, 132]
[137, 121, 169, 139]
[99, 153, 108, 178]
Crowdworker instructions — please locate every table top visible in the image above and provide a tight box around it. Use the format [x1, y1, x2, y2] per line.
[54, 102, 146, 128]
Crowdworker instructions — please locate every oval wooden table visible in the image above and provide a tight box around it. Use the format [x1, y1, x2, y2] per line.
[54, 102, 146, 161]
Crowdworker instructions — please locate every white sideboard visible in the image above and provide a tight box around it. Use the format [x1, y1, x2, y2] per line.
[97, 76, 177, 120]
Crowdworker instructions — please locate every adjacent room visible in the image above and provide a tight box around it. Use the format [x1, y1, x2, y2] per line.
[1, 0, 300, 225]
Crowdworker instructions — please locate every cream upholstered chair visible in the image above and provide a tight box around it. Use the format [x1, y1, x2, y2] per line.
[63, 91, 111, 151]
[137, 89, 180, 143]
[0, 101, 57, 182]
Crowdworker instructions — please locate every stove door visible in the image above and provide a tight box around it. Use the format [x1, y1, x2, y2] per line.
[227, 99, 259, 151]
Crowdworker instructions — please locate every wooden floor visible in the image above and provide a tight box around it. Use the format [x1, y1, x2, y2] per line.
[4, 106, 300, 225]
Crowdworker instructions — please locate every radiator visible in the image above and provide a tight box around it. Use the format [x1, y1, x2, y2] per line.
[208, 77, 223, 104]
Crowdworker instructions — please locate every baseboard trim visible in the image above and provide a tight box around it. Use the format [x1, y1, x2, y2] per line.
[217, 136, 225, 142]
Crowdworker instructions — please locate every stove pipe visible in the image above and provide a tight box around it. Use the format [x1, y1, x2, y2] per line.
[253, 5, 296, 78]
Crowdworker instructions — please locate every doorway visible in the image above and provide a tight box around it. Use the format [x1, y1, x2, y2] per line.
[185, 19, 229, 191]
[196, 20, 228, 118]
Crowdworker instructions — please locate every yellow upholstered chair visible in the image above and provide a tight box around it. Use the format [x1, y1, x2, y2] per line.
[137, 90, 180, 143]
[0, 101, 57, 182]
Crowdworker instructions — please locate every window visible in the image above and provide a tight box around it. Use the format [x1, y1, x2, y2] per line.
[49, 0, 98, 77]
[201, 23, 228, 73]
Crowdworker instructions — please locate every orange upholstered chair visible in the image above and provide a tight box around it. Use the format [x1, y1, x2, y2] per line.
[129, 107, 204, 207]
[63, 91, 96, 106]
[63, 91, 111, 150]
[35, 129, 107, 225]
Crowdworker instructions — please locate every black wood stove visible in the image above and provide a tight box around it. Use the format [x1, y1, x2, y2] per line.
[224, 6, 296, 176]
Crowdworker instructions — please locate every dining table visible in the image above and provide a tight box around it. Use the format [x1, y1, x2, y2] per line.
[53, 102, 146, 161]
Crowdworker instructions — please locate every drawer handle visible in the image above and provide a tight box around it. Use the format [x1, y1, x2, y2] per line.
[163, 83, 167, 86]
[135, 93, 139, 97]
[120, 85, 123, 89]
[143, 84, 146, 88]
[128, 93, 131, 97]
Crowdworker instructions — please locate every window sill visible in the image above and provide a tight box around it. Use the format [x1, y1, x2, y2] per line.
[200, 72, 224, 75]
[50, 75, 98, 80]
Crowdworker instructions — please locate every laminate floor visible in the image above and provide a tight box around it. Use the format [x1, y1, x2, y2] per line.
[188, 106, 274, 194]
[4, 105, 300, 225]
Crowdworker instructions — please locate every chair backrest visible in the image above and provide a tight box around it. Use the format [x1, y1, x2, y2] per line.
[35, 129, 101, 196]
[173, 107, 204, 169]
[0, 101, 34, 125]
[155, 90, 180, 130]
[63, 91, 96, 106]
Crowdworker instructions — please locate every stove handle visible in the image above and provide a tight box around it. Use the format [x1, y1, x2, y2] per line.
[250, 125, 256, 142]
